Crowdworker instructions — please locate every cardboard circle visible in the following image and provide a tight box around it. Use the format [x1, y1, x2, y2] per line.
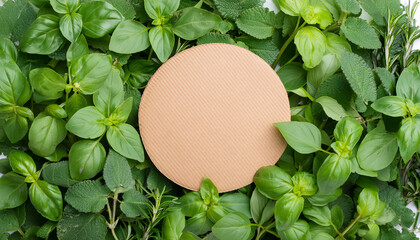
[138, 43, 290, 192]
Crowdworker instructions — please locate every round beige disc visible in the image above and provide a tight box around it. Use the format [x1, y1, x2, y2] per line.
[138, 43, 290, 192]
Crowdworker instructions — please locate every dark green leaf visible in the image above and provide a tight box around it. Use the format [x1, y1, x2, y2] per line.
[106, 123, 144, 162]
[0, 173, 27, 210]
[340, 17, 381, 49]
[69, 140, 106, 181]
[236, 7, 275, 39]
[103, 150, 135, 193]
[278, 63, 306, 91]
[375, 68, 395, 94]
[29, 180, 63, 221]
[274, 121, 322, 154]
[65, 180, 110, 212]
[120, 189, 149, 218]
[42, 161, 79, 187]
[212, 212, 252, 240]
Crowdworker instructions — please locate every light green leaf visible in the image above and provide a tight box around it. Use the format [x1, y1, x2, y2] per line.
[69, 140, 106, 181]
[291, 172, 317, 197]
[65, 180, 110, 213]
[144, 0, 179, 19]
[213, 0, 263, 20]
[0, 61, 30, 107]
[109, 20, 150, 54]
[200, 177, 219, 205]
[29, 68, 66, 98]
[0, 37, 18, 62]
[277, 0, 309, 16]
[278, 63, 306, 91]
[212, 212, 252, 240]
[79, 1, 123, 38]
[275, 193, 304, 231]
[340, 17, 381, 49]
[219, 193, 251, 218]
[336, 0, 360, 14]
[149, 25, 174, 62]
[103, 149, 135, 193]
[21, 14, 65, 54]
[317, 154, 351, 194]
[66, 34, 89, 64]
[236, 7, 275, 39]
[341, 52, 377, 103]
[316, 96, 349, 121]
[57, 206, 108, 240]
[396, 64, 420, 103]
[254, 166, 293, 200]
[93, 69, 124, 117]
[372, 96, 407, 117]
[357, 188, 385, 219]
[0, 173, 27, 210]
[333, 117, 363, 150]
[278, 219, 310, 240]
[29, 180, 63, 221]
[163, 210, 185, 240]
[42, 161, 79, 187]
[106, 123, 144, 162]
[59, 13, 83, 42]
[178, 192, 207, 217]
[397, 117, 420, 163]
[302, 205, 331, 226]
[274, 121, 322, 154]
[294, 26, 326, 68]
[301, 4, 333, 29]
[50, 0, 80, 14]
[120, 189, 149, 218]
[108, 97, 133, 125]
[28, 113, 67, 157]
[66, 106, 106, 139]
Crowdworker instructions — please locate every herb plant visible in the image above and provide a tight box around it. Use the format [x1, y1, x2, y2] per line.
[0, 0, 420, 239]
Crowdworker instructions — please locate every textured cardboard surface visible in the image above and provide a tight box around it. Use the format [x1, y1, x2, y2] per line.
[138, 43, 290, 192]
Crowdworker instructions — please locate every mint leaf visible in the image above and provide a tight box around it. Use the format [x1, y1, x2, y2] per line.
[236, 7, 275, 39]
[379, 185, 415, 227]
[197, 33, 236, 45]
[237, 37, 279, 65]
[375, 68, 395, 95]
[341, 17, 381, 49]
[316, 74, 353, 109]
[336, 0, 360, 14]
[57, 206, 108, 240]
[120, 190, 149, 218]
[65, 180, 111, 213]
[103, 150, 135, 193]
[341, 52, 377, 103]
[213, 0, 263, 20]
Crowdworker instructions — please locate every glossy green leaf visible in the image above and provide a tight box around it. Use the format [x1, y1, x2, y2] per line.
[93, 68, 124, 117]
[108, 97, 133, 125]
[302, 205, 331, 226]
[103, 149, 135, 193]
[212, 212, 252, 240]
[106, 123, 144, 162]
[185, 212, 212, 235]
[144, 0, 179, 19]
[291, 172, 317, 197]
[42, 161, 79, 187]
[274, 121, 322, 154]
[120, 189, 149, 218]
[278, 0, 309, 16]
[301, 4, 333, 29]
[28, 113, 67, 157]
[278, 63, 307, 91]
[179, 192, 207, 217]
[163, 210, 185, 240]
[207, 204, 227, 223]
[275, 193, 304, 231]
[200, 177, 219, 205]
[3, 115, 29, 143]
[236, 7, 275, 39]
[294, 26, 326, 68]
[316, 96, 349, 121]
[65, 92, 88, 118]
[278, 219, 310, 240]
[333, 117, 363, 150]
[317, 154, 351, 194]
[219, 193, 251, 218]
[357, 188, 385, 219]
[65, 180, 110, 213]
[68, 140, 106, 181]
[59, 13, 83, 42]
[0, 173, 27, 210]
[372, 96, 407, 117]
[66, 34, 89, 63]
[29, 180, 63, 221]
[0, 37, 18, 62]
[397, 117, 420, 163]
[250, 189, 275, 225]
[29, 68, 66, 97]
[8, 150, 37, 179]
[396, 64, 420, 103]
[307, 188, 342, 207]
[45, 104, 67, 119]
[254, 165, 293, 200]
[174, 7, 222, 40]
[149, 25, 174, 62]
[109, 20, 150, 54]
[66, 106, 106, 139]
[50, 0, 80, 14]
[79, 1, 123, 38]
[0, 61, 30, 106]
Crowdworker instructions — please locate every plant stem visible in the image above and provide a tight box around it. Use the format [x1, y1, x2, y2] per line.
[330, 221, 344, 239]
[142, 189, 163, 240]
[107, 192, 119, 240]
[271, 17, 305, 68]
[17, 227, 25, 237]
[341, 214, 361, 237]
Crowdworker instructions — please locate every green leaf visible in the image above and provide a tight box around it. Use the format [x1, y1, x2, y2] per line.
[29, 68, 66, 98]
[334, 117, 363, 150]
[212, 212, 252, 240]
[59, 13, 83, 42]
[302, 205, 331, 226]
[68, 140, 106, 181]
[372, 96, 407, 117]
[219, 193, 251, 218]
[93, 69, 124, 117]
[200, 177, 219, 205]
[108, 97, 133, 124]
[357, 188, 385, 219]
[275, 193, 304, 231]
[28, 113, 67, 157]
[0, 61, 30, 107]
[29, 180, 63, 221]
[274, 121, 322, 154]
[278, 63, 306, 91]
[379, 185, 414, 227]
[0, 0, 37, 42]
[278, 219, 310, 240]
[50, 0, 80, 14]
[66, 106, 106, 139]
[397, 117, 420, 163]
[357, 0, 385, 25]
[301, 4, 333, 29]
[65, 92, 88, 118]
[65, 180, 110, 213]
[316, 96, 349, 121]
[144, 0, 179, 19]
[291, 172, 317, 197]
[277, 0, 309, 16]
[396, 64, 420, 103]
[307, 188, 342, 207]
[174, 7, 222, 40]
[36, 221, 57, 239]
[341, 52, 377, 103]
[185, 212, 213, 235]
[57, 206, 108, 240]
[46, 104, 67, 119]
[0, 37, 18, 62]
[375, 68, 395, 94]
[8, 150, 37, 179]
[357, 126, 398, 171]
[163, 210, 185, 240]
[70, 53, 113, 94]
[3, 115, 28, 144]
[0, 173, 27, 210]
[79, 1, 123, 38]
[42, 161, 79, 187]
[66, 34, 89, 64]
[45, 145, 68, 162]
[236, 7, 275, 39]
[106, 123, 144, 162]
[103, 149, 135, 193]
[197, 32, 236, 45]
[250, 189, 275, 225]
[0, 208, 23, 233]
[21, 14, 65, 54]
[213, 0, 262, 20]
[254, 166, 293, 200]
[237, 37, 279, 65]
[120, 189, 149, 218]
[336, 0, 360, 14]
[178, 192, 207, 217]
[294, 26, 327, 68]
[340, 17, 381, 49]
[109, 20, 150, 54]
[149, 25, 174, 62]
[317, 154, 351, 194]
[316, 74, 353, 109]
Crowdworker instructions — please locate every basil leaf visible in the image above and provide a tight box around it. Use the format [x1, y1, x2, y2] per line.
[144, 0, 179, 19]
[372, 96, 407, 117]
[21, 14, 65, 54]
[65, 92, 88, 118]
[149, 25, 174, 62]
[219, 193, 251, 218]
[66, 34, 89, 64]
[316, 154, 351, 194]
[68, 140, 106, 181]
[109, 20, 150, 54]
[93, 68, 125, 117]
[66, 106, 105, 139]
[291, 172, 317, 197]
[356, 188, 385, 219]
[42, 161, 79, 187]
[254, 166, 293, 200]
[108, 97, 133, 124]
[0, 61, 30, 106]
[50, 0, 80, 14]
[275, 193, 304, 231]
[278, 0, 308, 16]
[212, 212, 252, 240]
[79, 1, 123, 38]
[45, 104, 67, 119]
[397, 117, 420, 163]
[250, 189, 275, 225]
[126, 59, 160, 89]
[70, 53, 112, 94]
[302, 205, 331, 226]
[278, 220, 310, 240]
[278, 63, 307, 91]
[29, 180, 63, 221]
[0, 37, 18, 62]
[333, 117, 363, 150]
[274, 121, 322, 154]
[396, 63, 420, 103]
[103, 150, 135, 193]
[307, 188, 342, 207]
[29, 68, 66, 98]
[0, 173, 27, 210]
[294, 26, 326, 68]
[301, 4, 333, 29]
[59, 13, 83, 42]
[106, 123, 144, 162]
[185, 212, 212, 235]
[178, 192, 207, 217]
[28, 113, 67, 157]
[207, 204, 228, 223]
[4, 115, 29, 144]
[8, 150, 37, 179]
[174, 7, 222, 40]
[162, 210, 185, 240]
[65, 180, 110, 213]
[200, 177, 219, 205]
[316, 96, 350, 121]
